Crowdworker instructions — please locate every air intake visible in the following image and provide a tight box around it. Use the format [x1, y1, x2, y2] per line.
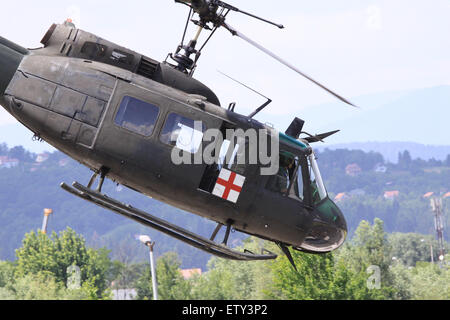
[136, 57, 158, 79]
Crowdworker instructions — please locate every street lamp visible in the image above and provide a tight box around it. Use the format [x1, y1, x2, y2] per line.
[138, 235, 158, 300]
[41, 208, 53, 234]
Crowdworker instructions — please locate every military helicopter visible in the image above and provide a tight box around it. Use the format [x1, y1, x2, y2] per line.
[0, 0, 352, 268]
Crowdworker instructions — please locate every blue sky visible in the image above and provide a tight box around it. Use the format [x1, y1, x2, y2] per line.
[0, 1, 449, 151]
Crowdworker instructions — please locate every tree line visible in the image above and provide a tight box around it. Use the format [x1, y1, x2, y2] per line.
[0, 219, 448, 300]
[0, 144, 448, 267]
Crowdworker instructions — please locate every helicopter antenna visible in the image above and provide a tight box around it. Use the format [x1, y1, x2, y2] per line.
[217, 70, 272, 118]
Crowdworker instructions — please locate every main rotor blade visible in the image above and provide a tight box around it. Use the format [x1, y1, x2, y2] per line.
[222, 22, 359, 108]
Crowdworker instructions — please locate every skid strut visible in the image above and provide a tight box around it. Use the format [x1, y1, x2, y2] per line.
[60, 180, 277, 261]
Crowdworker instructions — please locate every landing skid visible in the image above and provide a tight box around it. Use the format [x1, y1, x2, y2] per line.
[60, 181, 277, 261]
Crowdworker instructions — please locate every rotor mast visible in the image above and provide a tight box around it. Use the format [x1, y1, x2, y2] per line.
[169, 0, 358, 108]
[169, 0, 282, 76]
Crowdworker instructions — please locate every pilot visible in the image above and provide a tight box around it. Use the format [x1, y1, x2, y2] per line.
[275, 156, 294, 194]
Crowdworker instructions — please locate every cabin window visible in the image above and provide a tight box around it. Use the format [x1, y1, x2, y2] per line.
[160, 113, 205, 153]
[80, 42, 107, 59]
[114, 96, 159, 136]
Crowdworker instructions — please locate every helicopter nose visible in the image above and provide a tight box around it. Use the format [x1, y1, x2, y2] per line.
[298, 198, 348, 253]
[0, 37, 27, 97]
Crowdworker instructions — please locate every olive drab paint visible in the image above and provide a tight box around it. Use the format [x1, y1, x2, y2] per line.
[0, 17, 347, 262]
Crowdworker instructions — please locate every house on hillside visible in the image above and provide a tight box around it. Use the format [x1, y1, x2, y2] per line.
[35, 153, 49, 164]
[345, 163, 362, 176]
[334, 189, 365, 202]
[384, 190, 399, 199]
[334, 192, 349, 202]
[180, 268, 202, 279]
[374, 163, 387, 173]
[0, 156, 19, 168]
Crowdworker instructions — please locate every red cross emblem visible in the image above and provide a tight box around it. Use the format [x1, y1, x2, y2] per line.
[212, 168, 246, 203]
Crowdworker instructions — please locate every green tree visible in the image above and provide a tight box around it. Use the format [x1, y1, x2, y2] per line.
[390, 260, 450, 300]
[109, 260, 146, 291]
[0, 261, 15, 288]
[189, 260, 234, 300]
[0, 271, 102, 300]
[388, 233, 442, 266]
[332, 257, 389, 300]
[445, 154, 450, 167]
[15, 228, 111, 299]
[389, 262, 413, 300]
[408, 262, 450, 299]
[7, 145, 34, 162]
[135, 252, 191, 300]
[337, 218, 397, 298]
[189, 237, 275, 300]
[0, 260, 16, 299]
[346, 219, 392, 274]
[398, 150, 412, 169]
[267, 247, 388, 300]
[268, 251, 336, 300]
[266, 219, 399, 300]
[191, 257, 260, 300]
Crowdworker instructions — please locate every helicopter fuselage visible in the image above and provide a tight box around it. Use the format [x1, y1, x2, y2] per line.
[0, 23, 347, 253]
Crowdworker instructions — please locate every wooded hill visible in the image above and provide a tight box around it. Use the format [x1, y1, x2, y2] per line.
[0, 143, 448, 269]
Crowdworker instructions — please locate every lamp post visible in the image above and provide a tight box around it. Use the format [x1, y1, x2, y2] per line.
[421, 238, 434, 263]
[41, 208, 53, 234]
[138, 235, 158, 300]
[430, 197, 445, 264]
